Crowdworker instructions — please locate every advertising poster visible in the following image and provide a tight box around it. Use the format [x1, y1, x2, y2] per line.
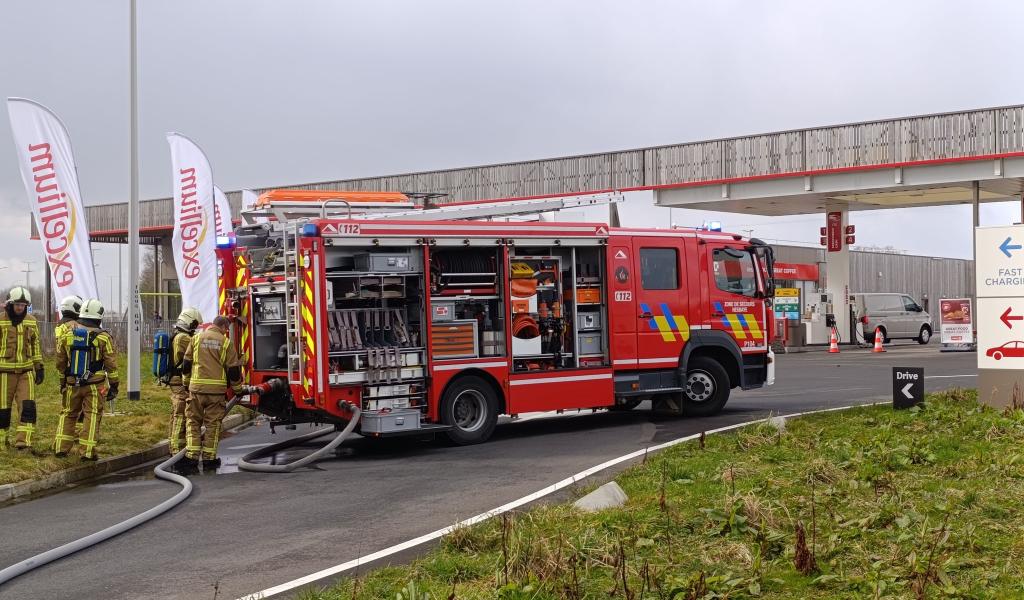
[939, 297, 973, 346]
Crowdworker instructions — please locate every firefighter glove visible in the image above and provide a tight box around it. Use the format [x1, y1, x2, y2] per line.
[106, 382, 119, 401]
[34, 366, 44, 386]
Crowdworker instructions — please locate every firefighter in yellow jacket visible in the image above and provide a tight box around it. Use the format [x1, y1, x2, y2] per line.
[55, 299, 119, 460]
[52, 295, 82, 454]
[0, 287, 43, 450]
[180, 315, 242, 473]
[167, 307, 202, 455]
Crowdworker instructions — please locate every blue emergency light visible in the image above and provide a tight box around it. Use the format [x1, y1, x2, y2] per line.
[301, 224, 319, 237]
[215, 234, 236, 248]
[700, 220, 722, 232]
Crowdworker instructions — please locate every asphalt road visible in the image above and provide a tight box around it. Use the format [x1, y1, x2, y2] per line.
[0, 344, 977, 599]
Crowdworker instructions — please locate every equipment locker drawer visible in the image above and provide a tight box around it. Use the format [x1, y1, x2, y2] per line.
[431, 320, 478, 359]
[432, 301, 455, 322]
[354, 252, 417, 272]
[360, 409, 421, 434]
[579, 333, 602, 354]
[576, 311, 602, 330]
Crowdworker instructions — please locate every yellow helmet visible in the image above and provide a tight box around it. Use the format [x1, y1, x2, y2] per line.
[7, 286, 31, 305]
[79, 298, 105, 321]
[176, 307, 204, 331]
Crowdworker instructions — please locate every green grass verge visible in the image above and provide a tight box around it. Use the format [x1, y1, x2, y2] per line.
[1, 353, 251, 486]
[301, 389, 1024, 599]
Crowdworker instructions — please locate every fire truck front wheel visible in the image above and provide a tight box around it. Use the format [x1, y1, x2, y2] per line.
[441, 376, 499, 445]
[682, 356, 731, 417]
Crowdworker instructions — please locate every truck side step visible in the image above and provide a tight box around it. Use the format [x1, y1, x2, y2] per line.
[617, 386, 684, 398]
[360, 423, 453, 439]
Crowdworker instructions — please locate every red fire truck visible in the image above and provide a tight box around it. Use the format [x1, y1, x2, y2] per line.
[217, 190, 776, 444]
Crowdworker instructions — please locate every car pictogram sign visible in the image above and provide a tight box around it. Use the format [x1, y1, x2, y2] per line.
[977, 297, 1024, 369]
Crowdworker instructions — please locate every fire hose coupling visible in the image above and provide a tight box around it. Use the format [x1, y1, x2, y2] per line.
[245, 379, 288, 395]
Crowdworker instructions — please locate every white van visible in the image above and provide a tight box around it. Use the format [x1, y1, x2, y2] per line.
[851, 293, 932, 344]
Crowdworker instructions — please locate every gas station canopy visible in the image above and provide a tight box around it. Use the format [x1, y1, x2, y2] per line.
[653, 106, 1024, 215]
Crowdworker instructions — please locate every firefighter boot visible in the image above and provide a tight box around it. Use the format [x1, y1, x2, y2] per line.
[201, 457, 222, 472]
[174, 456, 199, 476]
[0, 407, 10, 450]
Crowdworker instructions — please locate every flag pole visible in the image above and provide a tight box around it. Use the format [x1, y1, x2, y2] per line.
[127, 0, 141, 401]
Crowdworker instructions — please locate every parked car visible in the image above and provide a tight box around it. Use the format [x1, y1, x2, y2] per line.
[851, 293, 932, 344]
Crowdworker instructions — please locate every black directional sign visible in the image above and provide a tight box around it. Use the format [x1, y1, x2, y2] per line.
[892, 367, 924, 409]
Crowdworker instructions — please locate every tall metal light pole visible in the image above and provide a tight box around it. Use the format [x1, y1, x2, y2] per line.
[127, 0, 141, 400]
[118, 244, 123, 314]
[21, 261, 34, 288]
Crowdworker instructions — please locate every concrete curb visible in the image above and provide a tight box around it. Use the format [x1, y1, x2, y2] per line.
[0, 412, 252, 504]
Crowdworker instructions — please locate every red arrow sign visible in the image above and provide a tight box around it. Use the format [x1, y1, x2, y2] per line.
[1001, 307, 1023, 328]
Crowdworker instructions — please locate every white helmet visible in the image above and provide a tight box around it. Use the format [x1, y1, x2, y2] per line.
[7, 286, 31, 305]
[176, 307, 204, 331]
[60, 295, 84, 316]
[79, 298, 105, 321]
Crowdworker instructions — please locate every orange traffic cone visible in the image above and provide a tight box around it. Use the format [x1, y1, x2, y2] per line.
[872, 328, 886, 353]
[828, 328, 840, 353]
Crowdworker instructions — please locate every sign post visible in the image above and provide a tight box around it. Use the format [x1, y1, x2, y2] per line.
[892, 367, 924, 409]
[826, 212, 842, 252]
[975, 225, 1024, 408]
[773, 288, 801, 321]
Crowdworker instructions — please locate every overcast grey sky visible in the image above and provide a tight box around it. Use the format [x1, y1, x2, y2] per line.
[1, 0, 1022, 304]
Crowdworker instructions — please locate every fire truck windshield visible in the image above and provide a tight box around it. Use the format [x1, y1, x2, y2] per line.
[713, 248, 759, 297]
[747, 241, 776, 298]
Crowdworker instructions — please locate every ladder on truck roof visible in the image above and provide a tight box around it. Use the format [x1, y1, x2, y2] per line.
[242, 191, 623, 224]
[353, 192, 623, 221]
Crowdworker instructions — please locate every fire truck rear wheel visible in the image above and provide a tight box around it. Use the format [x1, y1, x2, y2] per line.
[441, 376, 499, 445]
[682, 356, 730, 417]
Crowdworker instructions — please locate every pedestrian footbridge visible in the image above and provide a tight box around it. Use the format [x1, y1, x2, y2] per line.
[35, 104, 1024, 339]
[52, 104, 1024, 241]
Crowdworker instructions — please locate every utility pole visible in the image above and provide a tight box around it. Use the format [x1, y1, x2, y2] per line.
[21, 261, 33, 288]
[118, 244, 123, 314]
[127, 0, 141, 401]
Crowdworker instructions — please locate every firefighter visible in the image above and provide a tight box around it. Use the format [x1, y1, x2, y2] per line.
[52, 295, 83, 454]
[167, 307, 203, 455]
[180, 315, 243, 474]
[0, 287, 43, 450]
[55, 299, 118, 460]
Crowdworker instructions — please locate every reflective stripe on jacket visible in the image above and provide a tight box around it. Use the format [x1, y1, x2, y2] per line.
[0, 313, 42, 373]
[170, 330, 192, 387]
[185, 325, 241, 394]
[54, 318, 79, 357]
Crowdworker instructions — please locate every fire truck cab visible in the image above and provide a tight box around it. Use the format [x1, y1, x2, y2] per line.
[218, 191, 776, 445]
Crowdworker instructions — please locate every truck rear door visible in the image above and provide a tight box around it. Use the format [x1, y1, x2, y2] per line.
[631, 237, 690, 369]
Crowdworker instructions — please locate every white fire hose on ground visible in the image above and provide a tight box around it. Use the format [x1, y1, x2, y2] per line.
[0, 382, 362, 586]
[0, 395, 244, 587]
